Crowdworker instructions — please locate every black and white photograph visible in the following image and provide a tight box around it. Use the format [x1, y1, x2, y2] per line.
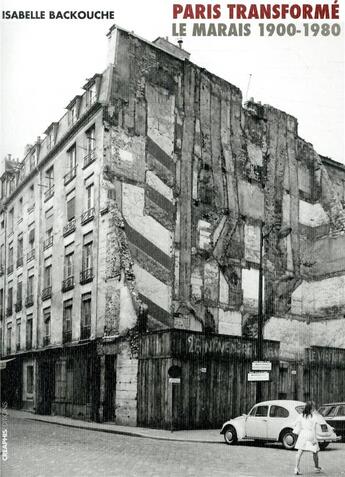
[0, 0, 344, 476]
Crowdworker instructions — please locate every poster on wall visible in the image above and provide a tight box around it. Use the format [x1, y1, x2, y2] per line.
[0, 0, 344, 475]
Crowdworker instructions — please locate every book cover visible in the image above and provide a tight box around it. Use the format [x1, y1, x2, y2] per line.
[0, 0, 344, 475]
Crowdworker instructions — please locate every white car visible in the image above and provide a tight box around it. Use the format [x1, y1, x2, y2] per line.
[220, 400, 341, 450]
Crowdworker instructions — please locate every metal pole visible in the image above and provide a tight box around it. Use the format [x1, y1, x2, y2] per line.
[256, 221, 264, 403]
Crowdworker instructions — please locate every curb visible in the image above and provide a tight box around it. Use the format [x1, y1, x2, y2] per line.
[11, 412, 223, 445]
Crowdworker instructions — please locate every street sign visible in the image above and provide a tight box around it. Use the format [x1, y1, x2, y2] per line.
[169, 377, 181, 384]
[252, 361, 272, 371]
[248, 371, 270, 382]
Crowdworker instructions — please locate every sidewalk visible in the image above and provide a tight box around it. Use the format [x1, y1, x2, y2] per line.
[7, 409, 223, 444]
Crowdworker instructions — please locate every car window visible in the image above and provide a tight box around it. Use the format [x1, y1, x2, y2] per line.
[319, 405, 337, 417]
[336, 405, 345, 417]
[248, 406, 257, 416]
[270, 405, 289, 418]
[296, 406, 304, 414]
[255, 405, 268, 417]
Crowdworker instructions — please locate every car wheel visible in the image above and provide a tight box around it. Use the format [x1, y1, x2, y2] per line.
[223, 425, 238, 445]
[319, 442, 329, 450]
[281, 429, 297, 450]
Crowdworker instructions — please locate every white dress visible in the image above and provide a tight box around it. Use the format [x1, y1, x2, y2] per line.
[295, 413, 320, 452]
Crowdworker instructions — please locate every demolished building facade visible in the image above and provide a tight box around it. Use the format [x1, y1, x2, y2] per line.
[1, 26, 344, 426]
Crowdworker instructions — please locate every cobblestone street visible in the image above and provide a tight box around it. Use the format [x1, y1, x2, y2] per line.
[2, 416, 345, 477]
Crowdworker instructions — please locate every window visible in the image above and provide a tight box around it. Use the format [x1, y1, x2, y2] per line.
[67, 145, 76, 171]
[27, 273, 34, 296]
[0, 244, 4, 267]
[27, 365, 34, 394]
[337, 406, 345, 417]
[319, 405, 338, 418]
[29, 153, 36, 171]
[26, 316, 33, 349]
[86, 85, 97, 107]
[7, 286, 13, 314]
[44, 260, 52, 288]
[7, 323, 12, 354]
[43, 308, 51, 344]
[46, 166, 54, 189]
[0, 289, 3, 319]
[81, 293, 91, 339]
[29, 226, 35, 250]
[69, 105, 77, 125]
[8, 245, 13, 266]
[45, 208, 54, 238]
[9, 178, 15, 194]
[18, 235, 23, 258]
[82, 235, 93, 271]
[9, 208, 14, 233]
[29, 184, 35, 204]
[64, 250, 74, 279]
[18, 197, 23, 217]
[67, 196, 75, 221]
[86, 126, 95, 155]
[86, 183, 94, 210]
[269, 405, 289, 418]
[63, 299, 73, 343]
[16, 320, 21, 350]
[17, 281, 22, 306]
[250, 405, 269, 417]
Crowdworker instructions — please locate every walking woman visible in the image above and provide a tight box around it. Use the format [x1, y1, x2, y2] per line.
[294, 401, 322, 475]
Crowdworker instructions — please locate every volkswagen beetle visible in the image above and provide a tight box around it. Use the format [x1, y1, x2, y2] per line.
[220, 400, 340, 450]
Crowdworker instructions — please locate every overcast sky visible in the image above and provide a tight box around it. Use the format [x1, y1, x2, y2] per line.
[0, 0, 344, 165]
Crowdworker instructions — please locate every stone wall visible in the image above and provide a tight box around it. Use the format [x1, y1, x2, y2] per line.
[102, 27, 345, 356]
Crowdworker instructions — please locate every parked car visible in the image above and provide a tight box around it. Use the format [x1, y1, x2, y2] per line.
[220, 400, 341, 450]
[318, 402, 345, 440]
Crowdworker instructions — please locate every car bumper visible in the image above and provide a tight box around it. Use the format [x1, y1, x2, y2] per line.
[318, 435, 342, 442]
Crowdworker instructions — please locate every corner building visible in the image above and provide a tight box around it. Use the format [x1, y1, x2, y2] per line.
[1, 26, 345, 427]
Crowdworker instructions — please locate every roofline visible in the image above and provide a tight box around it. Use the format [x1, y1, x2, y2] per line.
[321, 155, 345, 172]
[107, 24, 191, 62]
